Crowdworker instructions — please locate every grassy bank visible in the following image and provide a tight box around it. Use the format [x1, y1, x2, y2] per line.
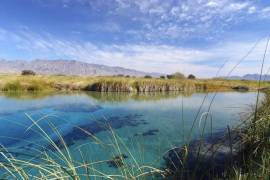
[164, 90, 270, 179]
[229, 90, 270, 179]
[0, 74, 269, 92]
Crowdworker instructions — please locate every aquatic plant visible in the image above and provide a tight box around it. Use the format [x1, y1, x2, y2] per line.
[0, 90, 269, 179]
[228, 90, 270, 179]
[0, 114, 166, 179]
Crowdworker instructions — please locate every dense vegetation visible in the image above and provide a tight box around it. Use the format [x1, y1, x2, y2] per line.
[0, 74, 269, 92]
[230, 90, 270, 179]
[21, 70, 36, 76]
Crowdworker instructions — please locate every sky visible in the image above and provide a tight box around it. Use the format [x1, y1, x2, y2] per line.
[0, 0, 270, 77]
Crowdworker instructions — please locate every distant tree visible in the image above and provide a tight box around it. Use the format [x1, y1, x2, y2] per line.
[167, 72, 185, 79]
[144, 75, 152, 79]
[125, 75, 130, 78]
[21, 70, 36, 76]
[117, 74, 124, 77]
[160, 75, 165, 79]
[188, 74, 196, 79]
[173, 72, 185, 79]
[166, 75, 173, 79]
[55, 74, 66, 76]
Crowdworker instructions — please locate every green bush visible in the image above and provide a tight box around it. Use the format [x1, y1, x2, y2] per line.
[21, 70, 36, 76]
[144, 75, 152, 79]
[116, 74, 124, 77]
[188, 74, 196, 79]
[167, 72, 185, 79]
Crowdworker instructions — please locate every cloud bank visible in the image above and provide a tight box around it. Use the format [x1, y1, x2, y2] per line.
[0, 28, 269, 77]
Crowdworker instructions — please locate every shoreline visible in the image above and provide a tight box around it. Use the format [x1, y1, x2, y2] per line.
[1, 74, 268, 93]
[163, 90, 270, 179]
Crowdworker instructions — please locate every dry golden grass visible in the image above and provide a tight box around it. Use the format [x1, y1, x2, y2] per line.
[0, 74, 269, 92]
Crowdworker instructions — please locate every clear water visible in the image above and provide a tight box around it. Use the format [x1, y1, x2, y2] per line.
[0, 91, 259, 176]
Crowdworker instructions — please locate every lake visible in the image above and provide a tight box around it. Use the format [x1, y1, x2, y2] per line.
[0, 91, 259, 177]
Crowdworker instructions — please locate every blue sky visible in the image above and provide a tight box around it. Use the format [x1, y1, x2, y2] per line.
[0, 0, 270, 77]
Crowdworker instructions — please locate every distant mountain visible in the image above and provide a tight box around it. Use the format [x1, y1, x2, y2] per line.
[225, 74, 270, 81]
[0, 59, 160, 77]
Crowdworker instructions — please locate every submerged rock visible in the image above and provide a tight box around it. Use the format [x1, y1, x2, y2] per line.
[163, 130, 243, 179]
[107, 154, 128, 168]
[54, 103, 102, 113]
[135, 129, 159, 137]
[47, 114, 146, 151]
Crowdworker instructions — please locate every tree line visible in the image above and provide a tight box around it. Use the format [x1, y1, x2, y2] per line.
[21, 70, 196, 79]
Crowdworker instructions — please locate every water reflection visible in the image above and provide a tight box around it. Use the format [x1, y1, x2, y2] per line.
[1, 90, 195, 101]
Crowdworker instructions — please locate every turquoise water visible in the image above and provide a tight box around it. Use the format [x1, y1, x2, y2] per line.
[0, 91, 259, 176]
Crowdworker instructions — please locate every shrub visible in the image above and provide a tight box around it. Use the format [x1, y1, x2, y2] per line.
[116, 74, 124, 77]
[144, 75, 152, 79]
[173, 72, 185, 79]
[55, 74, 66, 76]
[160, 76, 165, 79]
[167, 72, 185, 79]
[188, 74, 196, 79]
[22, 70, 36, 76]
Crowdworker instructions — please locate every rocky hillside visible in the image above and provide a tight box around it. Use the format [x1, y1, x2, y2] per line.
[221, 74, 270, 81]
[0, 59, 159, 77]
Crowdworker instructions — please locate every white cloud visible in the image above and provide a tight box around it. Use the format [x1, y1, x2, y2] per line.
[260, 7, 270, 18]
[49, 0, 268, 41]
[226, 2, 250, 12]
[111, 0, 264, 40]
[32, 0, 270, 42]
[1, 28, 269, 78]
[206, 1, 219, 8]
[248, 6, 256, 14]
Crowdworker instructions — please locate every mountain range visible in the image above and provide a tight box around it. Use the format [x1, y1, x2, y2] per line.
[0, 59, 160, 77]
[1, 59, 267, 80]
[225, 74, 270, 81]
